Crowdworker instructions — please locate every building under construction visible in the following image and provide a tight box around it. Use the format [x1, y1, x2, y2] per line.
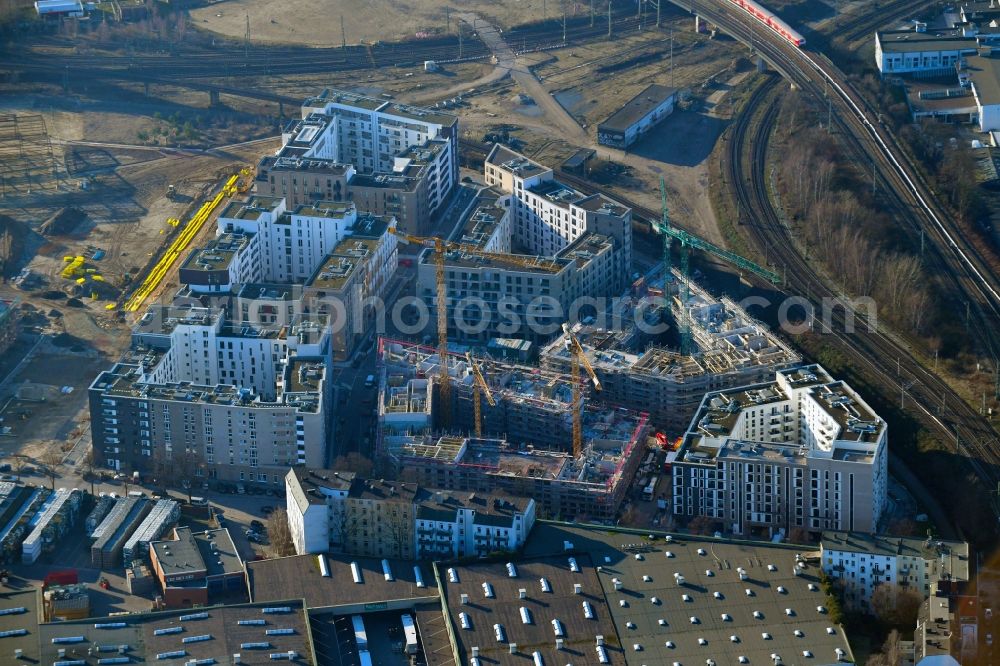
[378, 338, 586, 451]
[381, 430, 649, 522]
[540, 272, 800, 434]
[375, 336, 651, 519]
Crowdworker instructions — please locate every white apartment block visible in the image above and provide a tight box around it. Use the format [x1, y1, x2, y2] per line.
[89, 306, 332, 482]
[285, 468, 535, 560]
[484, 145, 632, 261]
[418, 148, 632, 343]
[300, 89, 458, 185]
[820, 532, 969, 611]
[672, 365, 888, 538]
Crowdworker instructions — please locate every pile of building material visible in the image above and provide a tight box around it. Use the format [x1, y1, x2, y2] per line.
[85, 495, 115, 536]
[22, 488, 82, 564]
[43, 583, 89, 622]
[90, 497, 151, 569]
[0, 486, 48, 564]
[122, 499, 179, 564]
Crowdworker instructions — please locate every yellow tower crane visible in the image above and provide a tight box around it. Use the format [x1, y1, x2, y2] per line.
[562, 322, 602, 459]
[389, 227, 561, 430]
[465, 352, 496, 438]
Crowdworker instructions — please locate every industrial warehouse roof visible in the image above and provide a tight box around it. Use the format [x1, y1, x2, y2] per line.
[0, 587, 40, 663]
[36, 600, 314, 665]
[247, 553, 438, 610]
[876, 30, 978, 53]
[151, 526, 244, 582]
[521, 523, 855, 666]
[966, 52, 1000, 106]
[438, 553, 626, 665]
[598, 84, 677, 133]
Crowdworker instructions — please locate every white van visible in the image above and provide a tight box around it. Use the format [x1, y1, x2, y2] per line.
[127, 490, 144, 499]
[190, 496, 209, 507]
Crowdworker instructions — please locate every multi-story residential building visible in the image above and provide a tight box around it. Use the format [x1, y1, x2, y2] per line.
[541, 273, 800, 433]
[484, 145, 631, 263]
[88, 306, 331, 483]
[820, 531, 969, 611]
[178, 196, 397, 360]
[416, 178, 630, 344]
[304, 213, 398, 360]
[671, 364, 888, 538]
[254, 89, 458, 235]
[285, 468, 535, 559]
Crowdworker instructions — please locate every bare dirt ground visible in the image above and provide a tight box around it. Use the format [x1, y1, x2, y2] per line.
[192, 0, 573, 46]
[442, 23, 742, 244]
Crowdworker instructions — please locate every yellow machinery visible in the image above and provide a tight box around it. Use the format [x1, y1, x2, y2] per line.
[61, 255, 85, 279]
[562, 322, 602, 458]
[123, 173, 240, 313]
[236, 166, 254, 193]
[465, 352, 496, 438]
[389, 228, 560, 429]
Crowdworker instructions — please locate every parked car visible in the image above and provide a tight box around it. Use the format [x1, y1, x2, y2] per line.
[0, 464, 11, 473]
[236, 483, 246, 495]
[250, 520, 265, 533]
[260, 505, 275, 516]
[0, 475, 16, 482]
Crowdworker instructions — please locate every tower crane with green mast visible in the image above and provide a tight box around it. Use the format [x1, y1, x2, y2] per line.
[653, 177, 782, 355]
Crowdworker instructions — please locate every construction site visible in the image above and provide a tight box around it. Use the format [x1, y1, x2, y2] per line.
[540, 270, 801, 433]
[375, 336, 653, 521]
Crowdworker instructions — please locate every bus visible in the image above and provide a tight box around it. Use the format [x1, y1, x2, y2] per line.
[642, 476, 659, 501]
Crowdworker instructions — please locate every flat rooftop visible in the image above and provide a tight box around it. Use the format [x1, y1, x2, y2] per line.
[0, 587, 40, 663]
[180, 233, 252, 273]
[133, 305, 222, 337]
[304, 88, 457, 127]
[966, 52, 1000, 105]
[598, 83, 677, 133]
[219, 196, 284, 222]
[438, 553, 626, 665]
[454, 194, 506, 248]
[248, 553, 439, 611]
[258, 154, 354, 175]
[487, 145, 550, 179]
[37, 600, 314, 665]
[293, 200, 356, 219]
[877, 29, 978, 53]
[821, 532, 970, 580]
[575, 192, 630, 217]
[350, 170, 422, 191]
[523, 522, 855, 666]
[152, 526, 244, 581]
[307, 239, 379, 290]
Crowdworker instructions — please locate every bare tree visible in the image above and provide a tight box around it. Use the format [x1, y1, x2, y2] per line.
[11, 455, 28, 481]
[330, 503, 360, 554]
[267, 508, 296, 557]
[80, 447, 97, 496]
[332, 452, 374, 477]
[871, 583, 923, 628]
[40, 449, 62, 491]
[381, 505, 412, 559]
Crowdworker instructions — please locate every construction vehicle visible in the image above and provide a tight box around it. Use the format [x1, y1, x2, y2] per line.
[655, 177, 780, 354]
[465, 352, 496, 438]
[388, 228, 560, 428]
[166, 184, 177, 200]
[562, 322, 602, 458]
[236, 166, 254, 193]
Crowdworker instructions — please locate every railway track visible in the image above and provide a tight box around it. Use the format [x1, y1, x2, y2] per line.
[6, 6, 672, 84]
[825, 0, 936, 46]
[727, 75, 1000, 536]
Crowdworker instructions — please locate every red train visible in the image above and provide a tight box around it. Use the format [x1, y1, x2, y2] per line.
[726, 0, 806, 48]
